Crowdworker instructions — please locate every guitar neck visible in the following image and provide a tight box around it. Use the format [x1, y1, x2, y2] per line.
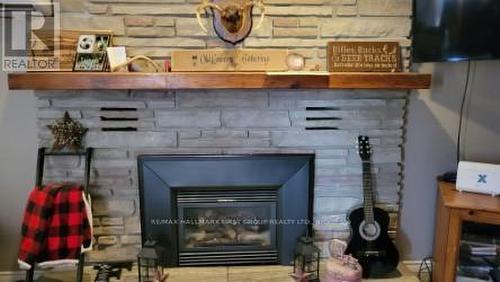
[362, 160, 375, 223]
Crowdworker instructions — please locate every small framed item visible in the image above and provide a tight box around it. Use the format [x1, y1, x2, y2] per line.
[29, 30, 112, 72]
[73, 33, 112, 72]
[327, 41, 401, 72]
[107, 47, 128, 72]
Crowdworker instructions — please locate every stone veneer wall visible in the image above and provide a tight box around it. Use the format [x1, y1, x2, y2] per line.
[60, 0, 412, 71]
[37, 89, 407, 260]
[37, 0, 412, 261]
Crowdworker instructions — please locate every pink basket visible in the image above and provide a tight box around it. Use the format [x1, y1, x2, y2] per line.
[324, 255, 362, 282]
[324, 239, 362, 282]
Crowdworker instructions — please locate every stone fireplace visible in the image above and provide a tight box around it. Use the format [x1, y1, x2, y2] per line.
[36, 89, 405, 263]
[138, 154, 314, 266]
[30, 0, 412, 265]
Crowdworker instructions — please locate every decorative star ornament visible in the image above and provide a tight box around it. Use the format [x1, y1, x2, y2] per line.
[47, 111, 88, 151]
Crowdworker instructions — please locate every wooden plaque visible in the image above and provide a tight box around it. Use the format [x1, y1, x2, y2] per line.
[171, 49, 288, 72]
[327, 42, 401, 72]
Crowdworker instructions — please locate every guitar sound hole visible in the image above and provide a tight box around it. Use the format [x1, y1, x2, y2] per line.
[359, 220, 381, 241]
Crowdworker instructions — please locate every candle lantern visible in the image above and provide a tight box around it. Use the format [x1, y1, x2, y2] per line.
[293, 236, 321, 281]
[138, 240, 163, 282]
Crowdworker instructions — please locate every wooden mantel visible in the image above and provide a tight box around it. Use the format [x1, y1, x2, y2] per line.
[8, 72, 431, 90]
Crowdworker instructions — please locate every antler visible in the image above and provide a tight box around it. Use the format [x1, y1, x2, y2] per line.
[252, 0, 266, 30]
[196, 0, 224, 33]
[241, 0, 266, 30]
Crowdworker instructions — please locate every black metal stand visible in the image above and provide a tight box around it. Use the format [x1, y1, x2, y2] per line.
[25, 147, 93, 282]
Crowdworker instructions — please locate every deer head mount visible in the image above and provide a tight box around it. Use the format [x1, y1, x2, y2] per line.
[196, 0, 266, 45]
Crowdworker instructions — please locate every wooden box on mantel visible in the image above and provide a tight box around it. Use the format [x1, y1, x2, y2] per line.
[29, 29, 113, 72]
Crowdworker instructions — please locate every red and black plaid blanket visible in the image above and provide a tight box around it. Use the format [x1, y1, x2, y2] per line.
[18, 183, 92, 269]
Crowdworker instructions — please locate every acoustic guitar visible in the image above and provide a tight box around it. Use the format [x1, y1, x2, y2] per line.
[345, 135, 400, 278]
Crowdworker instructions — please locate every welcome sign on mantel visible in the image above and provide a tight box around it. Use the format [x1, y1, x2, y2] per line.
[171, 49, 288, 72]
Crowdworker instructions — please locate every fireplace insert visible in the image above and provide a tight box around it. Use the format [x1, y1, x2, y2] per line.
[177, 189, 278, 265]
[138, 155, 314, 266]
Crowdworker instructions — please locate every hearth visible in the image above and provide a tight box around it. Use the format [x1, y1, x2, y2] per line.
[137, 155, 314, 266]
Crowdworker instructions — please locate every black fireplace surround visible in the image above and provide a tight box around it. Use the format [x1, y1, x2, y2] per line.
[138, 155, 314, 267]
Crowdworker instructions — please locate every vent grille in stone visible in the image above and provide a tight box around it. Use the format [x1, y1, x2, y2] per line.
[100, 107, 139, 132]
[295, 99, 405, 131]
[304, 106, 341, 131]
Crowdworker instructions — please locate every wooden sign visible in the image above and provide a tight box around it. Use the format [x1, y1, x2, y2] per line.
[327, 42, 401, 72]
[171, 49, 288, 72]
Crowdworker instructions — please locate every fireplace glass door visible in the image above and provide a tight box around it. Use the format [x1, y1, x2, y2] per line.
[176, 189, 279, 265]
[179, 203, 277, 251]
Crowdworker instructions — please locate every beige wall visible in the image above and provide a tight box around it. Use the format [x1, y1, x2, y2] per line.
[0, 17, 37, 270]
[400, 60, 500, 260]
[0, 66, 38, 270]
[461, 60, 500, 162]
[400, 62, 466, 260]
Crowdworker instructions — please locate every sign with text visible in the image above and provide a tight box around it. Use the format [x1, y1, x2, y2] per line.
[171, 49, 288, 72]
[327, 42, 401, 72]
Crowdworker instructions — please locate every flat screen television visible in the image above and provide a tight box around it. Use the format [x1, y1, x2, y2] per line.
[413, 0, 500, 62]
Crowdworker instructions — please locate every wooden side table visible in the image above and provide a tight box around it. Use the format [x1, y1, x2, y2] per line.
[433, 181, 500, 282]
